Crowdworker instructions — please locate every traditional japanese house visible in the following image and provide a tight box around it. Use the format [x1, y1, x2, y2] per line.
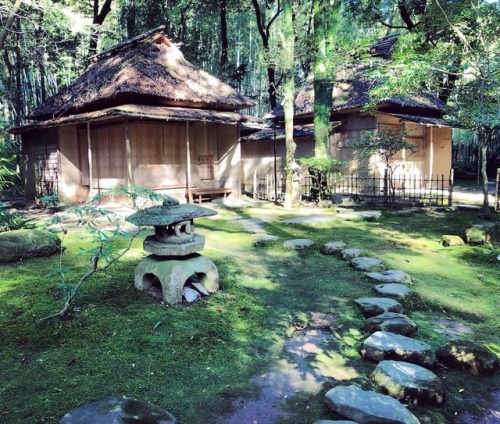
[13, 27, 255, 203]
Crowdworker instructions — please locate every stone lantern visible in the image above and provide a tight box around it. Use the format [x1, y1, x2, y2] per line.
[126, 198, 219, 305]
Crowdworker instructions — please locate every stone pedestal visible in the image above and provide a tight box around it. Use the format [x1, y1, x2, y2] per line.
[134, 254, 219, 305]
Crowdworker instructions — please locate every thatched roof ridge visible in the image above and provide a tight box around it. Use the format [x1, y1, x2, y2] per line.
[29, 30, 254, 120]
[12, 105, 260, 134]
[270, 78, 447, 120]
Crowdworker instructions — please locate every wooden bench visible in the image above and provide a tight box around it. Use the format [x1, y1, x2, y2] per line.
[188, 188, 232, 203]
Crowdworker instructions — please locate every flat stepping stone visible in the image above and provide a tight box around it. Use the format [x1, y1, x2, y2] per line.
[324, 385, 420, 424]
[362, 312, 418, 336]
[353, 297, 403, 317]
[60, 397, 177, 423]
[283, 238, 315, 250]
[337, 210, 382, 221]
[341, 248, 362, 260]
[321, 241, 347, 255]
[351, 257, 385, 272]
[371, 360, 445, 406]
[282, 215, 334, 225]
[374, 283, 411, 298]
[237, 218, 267, 233]
[253, 234, 279, 244]
[365, 270, 411, 284]
[436, 340, 499, 376]
[361, 331, 436, 367]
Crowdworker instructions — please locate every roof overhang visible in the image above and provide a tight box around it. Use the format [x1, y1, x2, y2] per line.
[12, 104, 260, 134]
[240, 122, 342, 142]
[381, 113, 460, 128]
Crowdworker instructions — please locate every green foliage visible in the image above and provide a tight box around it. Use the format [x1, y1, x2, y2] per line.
[354, 127, 417, 165]
[299, 157, 346, 202]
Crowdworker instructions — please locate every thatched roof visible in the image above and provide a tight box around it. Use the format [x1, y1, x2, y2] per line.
[29, 28, 254, 120]
[12, 105, 260, 134]
[269, 78, 447, 120]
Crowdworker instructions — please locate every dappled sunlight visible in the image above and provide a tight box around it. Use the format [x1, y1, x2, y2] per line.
[312, 351, 359, 381]
[238, 275, 280, 291]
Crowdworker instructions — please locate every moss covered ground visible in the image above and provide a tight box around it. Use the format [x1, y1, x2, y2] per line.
[0, 201, 499, 423]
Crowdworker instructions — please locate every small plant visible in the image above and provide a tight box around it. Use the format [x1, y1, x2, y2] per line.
[42, 185, 175, 321]
[299, 157, 346, 202]
[354, 127, 418, 204]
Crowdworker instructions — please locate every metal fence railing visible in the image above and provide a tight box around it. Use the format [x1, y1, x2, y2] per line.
[253, 169, 454, 207]
[496, 168, 499, 212]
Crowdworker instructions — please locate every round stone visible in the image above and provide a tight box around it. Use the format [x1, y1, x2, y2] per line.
[341, 248, 362, 260]
[436, 340, 499, 376]
[351, 257, 386, 272]
[362, 312, 418, 336]
[353, 297, 403, 317]
[374, 283, 411, 298]
[365, 270, 412, 284]
[361, 331, 436, 368]
[371, 360, 445, 406]
[321, 241, 347, 255]
[283, 238, 315, 249]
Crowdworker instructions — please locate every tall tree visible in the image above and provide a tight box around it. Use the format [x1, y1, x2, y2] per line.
[280, 0, 296, 208]
[0, 0, 23, 52]
[89, 0, 114, 57]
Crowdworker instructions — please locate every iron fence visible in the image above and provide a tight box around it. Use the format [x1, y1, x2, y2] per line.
[253, 169, 454, 207]
[496, 168, 499, 212]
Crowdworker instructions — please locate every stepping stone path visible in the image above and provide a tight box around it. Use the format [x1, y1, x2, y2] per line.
[314, 421, 357, 424]
[362, 312, 418, 336]
[324, 385, 420, 424]
[365, 270, 412, 284]
[374, 283, 411, 298]
[321, 241, 347, 255]
[371, 360, 445, 406]
[350, 257, 385, 272]
[361, 331, 436, 368]
[341, 248, 362, 260]
[60, 397, 177, 423]
[353, 297, 403, 317]
[253, 234, 279, 244]
[283, 238, 315, 250]
[436, 340, 499, 376]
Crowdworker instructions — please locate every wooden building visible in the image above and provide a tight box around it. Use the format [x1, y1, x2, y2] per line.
[13, 28, 255, 203]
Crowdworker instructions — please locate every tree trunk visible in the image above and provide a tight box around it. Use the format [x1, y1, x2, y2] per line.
[479, 126, 491, 217]
[281, 0, 296, 209]
[126, 0, 136, 39]
[219, 0, 228, 75]
[313, 0, 334, 159]
[89, 0, 114, 57]
[0, 0, 23, 52]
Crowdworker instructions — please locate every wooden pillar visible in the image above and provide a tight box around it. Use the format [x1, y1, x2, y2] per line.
[86, 122, 93, 194]
[429, 126, 434, 179]
[124, 120, 133, 187]
[186, 121, 193, 203]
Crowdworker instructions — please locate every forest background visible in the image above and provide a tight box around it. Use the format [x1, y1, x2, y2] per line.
[0, 0, 499, 201]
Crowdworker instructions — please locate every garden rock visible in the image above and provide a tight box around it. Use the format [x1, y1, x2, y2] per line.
[59, 397, 177, 423]
[361, 331, 436, 367]
[365, 270, 412, 284]
[442, 235, 465, 247]
[371, 360, 445, 406]
[353, 297, 403, 317]
[283, 238, 315, 250]
[253, 234, 279, 244]
[324, 385, 420, 424]
[341, 248, 362, 260]
[0, 229, 61, 263]
[321, 241, 347, 255]
[350, 257, 385, 272]
[464, 225, 489, 245]
[436, 340, 499, 376]
[374, 283, 411, 298]
[361, 312, 418, 336]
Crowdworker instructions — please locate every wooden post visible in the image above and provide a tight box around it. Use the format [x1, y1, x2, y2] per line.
[253, 171, 257, 199]
[124, 120, 133, 187]
[448, 168, 454, 206]
[86, 122, 93, 194]
[429, 126, 434, 184]
[186, 122, 193, 203]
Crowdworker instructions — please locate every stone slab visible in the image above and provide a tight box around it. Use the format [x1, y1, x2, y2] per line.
[143, 234, 205, 256]
[436, 340, 499, 376]
[60, 397, 176, 423]
[362, 312, 418, 336]
[371, 360, 445, 406]
[374, 283, 411, 298]
[324, 385, 420, 424]
[283, 238, 315, 250]
[341, 248, 362, 260]
[354, 297, 403, 318]
[365, 270, 412, 284]
[351, 257, 385, 272]
[361, 331, 436, 368]
[321, 241, 347, 255]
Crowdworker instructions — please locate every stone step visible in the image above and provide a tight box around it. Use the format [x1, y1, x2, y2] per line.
[283, 238, 315, 250]
[341, 248, 362, 260]
[437, 340, 499, 376]
[371, 360, 445, 406]
[374, 283, 411, 298]
[353, 297, 403, 317]
[365, 270, 412, 284]
[321, 241, 347, 255]
[350, 257, 386, 272]
[362, 312, 418, 336]
[361, 331, 436, 368]
[324, 385, 420, 424]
